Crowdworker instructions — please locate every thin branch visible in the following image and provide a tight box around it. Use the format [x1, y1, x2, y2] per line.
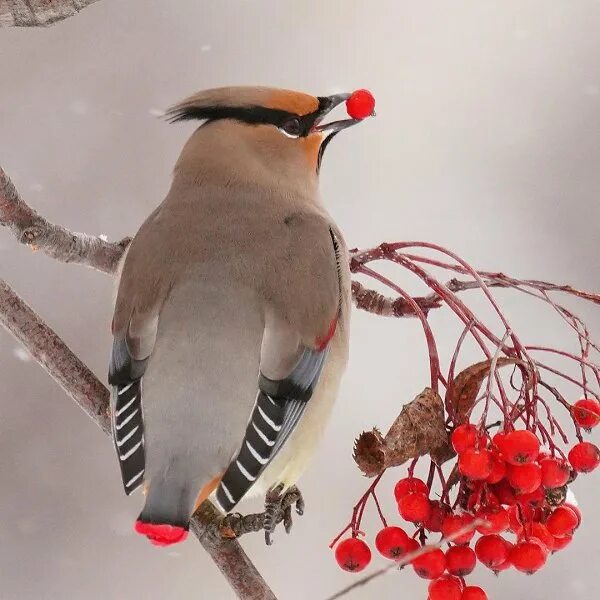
[0, 278, 277, 600]
[0, 278, 111, 433]
[0, 0, 100, 27]
[0, 167, 129, 274]
[351, 280, 442, 317]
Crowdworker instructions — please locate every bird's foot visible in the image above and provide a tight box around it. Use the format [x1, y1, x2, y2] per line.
[263, 484, 304, 545]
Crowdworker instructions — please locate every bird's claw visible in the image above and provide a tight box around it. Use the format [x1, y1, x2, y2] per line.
[263, 484, 304, 545]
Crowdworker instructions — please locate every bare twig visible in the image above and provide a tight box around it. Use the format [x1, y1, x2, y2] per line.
[0, 167, 129, 274]
[351, 280, 442, 317]
[0, 0, 100, 27]
[0, 278, 277, 600]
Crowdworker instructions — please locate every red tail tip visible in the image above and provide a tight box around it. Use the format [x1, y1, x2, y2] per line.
[134, 520, 188, 546]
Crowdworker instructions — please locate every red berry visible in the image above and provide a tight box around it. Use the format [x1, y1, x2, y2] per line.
[394, 477, 429, 501]
[412, 547, 446, 579]
[507, 503, 533, 534]
[428, 575, 463, 600]
[552, 534, 573, 552]
[493, 556, 513, 572]
[398, 492, 431, 523]
[475, 534, 510, 568]
[476, 506, 509, 534]
[441, 513, 476, 545]
[404, 536, 421, 557]
[445, 545, 476, 576]
[491, 479, 517, 506]
[546, 506, 579, 537]
[510, 539, 547, 574]
[492, 431, 507, 448]
[345, 89, 375, 120]
[458, 449, 493, 480]
[498, 430, 540, 465]
[465, 484, 486, 513]
[462, 586, 488, 600]
[375, 526, 411, 560]
[520, 522, 555, 551]
[516, 486, 545, 510]
[568, 442, 600, 473]
[485, 452, 507, 484]
[540, 457, 571, 489]
[425, 501, 449, 533]
[507, 462, 542, 494]
[563, 502, 582, 527]
[572, 398, 600, 429]
[451, 424, 484, 453]
[335, 538, 372, 572]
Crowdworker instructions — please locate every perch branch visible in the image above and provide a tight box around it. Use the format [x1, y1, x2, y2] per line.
[0, 167, 129, 274]
[0, 0, 99, 27]
[0, 278, 111, 433]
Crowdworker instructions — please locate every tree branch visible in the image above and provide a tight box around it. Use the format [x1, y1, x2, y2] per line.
[0, 0, 99, 27]
[351, 280, 442, 317]
[0, 277, 277, 600]
[0, 167, 129, 274]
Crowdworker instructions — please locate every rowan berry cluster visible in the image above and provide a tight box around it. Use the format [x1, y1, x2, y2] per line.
[333, 404, 599, 599]
[333, 242, 600, 599]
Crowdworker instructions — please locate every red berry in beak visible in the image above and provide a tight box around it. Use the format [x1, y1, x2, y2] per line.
[346, 89, 375, 120]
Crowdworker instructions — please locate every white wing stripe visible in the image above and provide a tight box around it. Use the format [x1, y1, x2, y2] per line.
[118, 382, 134, 395]
[116, 425, 140, 447]
[116, 395, 137, 416]
[125, 469, 144, 488]
[221, 482, 235, 503]
[245, 441, 268, 464]
[236, 460, 256, 481]
[252, 421, 275, 446]
[116, 409, 139, 430]
[257, 406, 281, 431]
[119, 440, 142, 461]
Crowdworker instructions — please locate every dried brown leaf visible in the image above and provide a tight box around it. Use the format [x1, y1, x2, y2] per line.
[446, 357, 521, 422]
[353, 388, 456, 476]
[353, 428, 385, 476]
[383, 387, 452, 468]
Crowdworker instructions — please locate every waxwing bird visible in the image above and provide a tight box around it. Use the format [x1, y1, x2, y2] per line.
[108, 86, 373, 546]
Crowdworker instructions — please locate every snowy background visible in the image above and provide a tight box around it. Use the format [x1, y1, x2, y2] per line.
[2, 1, 600, 598]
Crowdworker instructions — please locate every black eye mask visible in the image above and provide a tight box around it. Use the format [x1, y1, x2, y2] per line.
[166, 97, 331, 138]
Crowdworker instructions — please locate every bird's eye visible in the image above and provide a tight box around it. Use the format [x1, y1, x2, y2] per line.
[280, 117, 302, 138]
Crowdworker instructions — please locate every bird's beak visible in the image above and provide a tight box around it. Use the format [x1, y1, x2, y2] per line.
[313, 93, 374, 133]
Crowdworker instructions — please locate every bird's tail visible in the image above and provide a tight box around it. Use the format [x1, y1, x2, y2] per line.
[135, 476, 199, 546]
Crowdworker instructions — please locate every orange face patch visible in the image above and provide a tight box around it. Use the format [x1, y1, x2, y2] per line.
[266, 89, 319, 116]
[300, 133, 324, 167]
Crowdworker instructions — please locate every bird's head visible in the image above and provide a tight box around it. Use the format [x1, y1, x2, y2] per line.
[167, 86, 374, 184]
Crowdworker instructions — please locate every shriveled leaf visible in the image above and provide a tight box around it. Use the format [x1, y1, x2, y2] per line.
[353, 428, 385, 476]
[446, 357, 522, 422]
[354, 388, 454, 476]
[429, 440, 457, 466]
[383, 387, 451, 468]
